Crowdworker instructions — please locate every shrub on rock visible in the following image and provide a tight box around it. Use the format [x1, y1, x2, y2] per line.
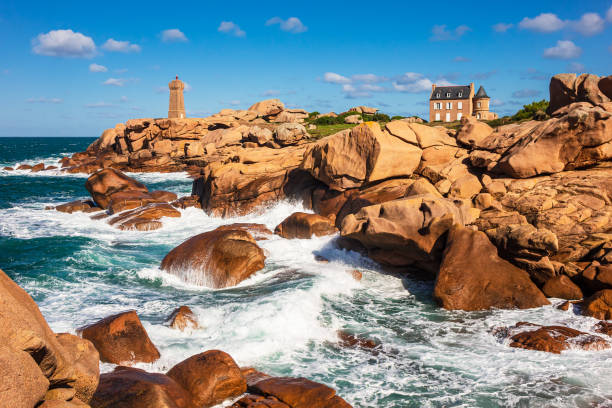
[78, 310, 160, 365]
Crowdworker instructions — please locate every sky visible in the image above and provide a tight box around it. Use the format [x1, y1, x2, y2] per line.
[0, 0, 611, 136]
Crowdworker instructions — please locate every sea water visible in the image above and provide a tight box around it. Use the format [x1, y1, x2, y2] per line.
[0, 137, 611, 408]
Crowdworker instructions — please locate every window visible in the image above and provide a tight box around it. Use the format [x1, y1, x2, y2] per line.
[458, 92, 463, 97]
[446, 102, 452, 109]
[446, 92, 451, 98]
[436, 93, 440, 98]
[445, 112, 451, 122]
[458, 102, 463, 110]
[457, 113, 463, 120]
[435, 113, 440, 121]
[477, 113, 481, 119]
[477, 101, 481, 108]
[434, 102, 441, 109]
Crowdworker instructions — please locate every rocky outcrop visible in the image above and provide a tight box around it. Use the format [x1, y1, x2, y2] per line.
[349, 106, 377, 115]
[161, 226, 266, 288]
[78, 310, 160, 365]
[274, 123, 307, 146]
[167, 350, 246, 408]
[340, 195, 474, 273]
[433, 226, 549, 310]
[108, 203, 181, 231]
[541, 275, 583, 300]
[167, 306, 200, 331]
[548, 73, 610, 114]
[85, 168, 148, 209]
[91, 366, 193, 408]
[274, 212, 337, 239]
[55, 333, 100, 403]
[497, 322, 609, 353]
[244, 377, 352, 408]
[0, 269, 88, 407]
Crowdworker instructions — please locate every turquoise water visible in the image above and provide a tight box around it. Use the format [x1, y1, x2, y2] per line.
[1, 137, 611, 408]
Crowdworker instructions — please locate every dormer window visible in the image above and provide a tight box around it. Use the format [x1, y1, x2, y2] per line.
[436, 93, 440, 98]
[458, 92, 463, 97]
[446, 92, 451, 98]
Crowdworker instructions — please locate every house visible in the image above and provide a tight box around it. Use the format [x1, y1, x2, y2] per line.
[429, 82, 498, 122]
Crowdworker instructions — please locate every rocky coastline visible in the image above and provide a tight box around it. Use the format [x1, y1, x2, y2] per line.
[3, 72, 612, 407]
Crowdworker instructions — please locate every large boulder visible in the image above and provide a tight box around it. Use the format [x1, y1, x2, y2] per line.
[349, 106, 377, 115]
[55, 333, 100, 403]
[161, 226, 266, 288]
[541, 275, 583, 300]
[300, 122, 422, 191]
[108, 203, 181, 231]
[548, 73, 610, 114]
[433, 225, 550, 311]
[78, 310, 160, 365]
[248, 99, 285, 118]
[248, 377, 352, 408]
[0, 269, 78, 407]
[600, 75, 612, 99]
[166, 350, 246, 408]
[274, 212, 337, 239]
[498, 322, 609, 354]
[91, 366, 193, 408]
[85, 168, 148, 209]
[340, 195, 473, 273]
[274, 123, 307, 146]
[582, 289, 612, 320]
[455, 116, 494, 148]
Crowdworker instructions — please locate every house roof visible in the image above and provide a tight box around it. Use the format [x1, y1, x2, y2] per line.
[474, 86, 489, 99]
[430, 85, 471, 100]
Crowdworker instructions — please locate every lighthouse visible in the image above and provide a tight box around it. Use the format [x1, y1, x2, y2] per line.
[168, 76, 186, 118]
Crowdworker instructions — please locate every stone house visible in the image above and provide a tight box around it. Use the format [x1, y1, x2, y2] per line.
[429, 83, 498, 122]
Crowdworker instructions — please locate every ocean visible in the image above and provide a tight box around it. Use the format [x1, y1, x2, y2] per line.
[0, 136, 611, 408]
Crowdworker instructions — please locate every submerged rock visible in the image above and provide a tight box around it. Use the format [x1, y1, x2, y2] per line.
[167, 306, 200, 331]
[161, 226, 266, 288]
[78, 310, 160, 365]
[499, 322, 609, 354]
[434, 225, 550, 311]
[166, 350, 246, 408]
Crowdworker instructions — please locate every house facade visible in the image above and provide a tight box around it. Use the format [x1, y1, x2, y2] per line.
[429, 83, 497, 122]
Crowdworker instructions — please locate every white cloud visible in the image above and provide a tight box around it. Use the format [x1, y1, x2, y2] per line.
[266, 17, 307, 34]
[120, 96, 128, 102]
[184, 82, 192, 92]
[491, 99, 505, 107]
[570, 13, 605, 36]
[567, 61, 585, 73]
[103, 77, 137, 87]
[323, 72, 351, 84]
[85, 101, 114, 108]
[543, 40, 582, 59]
[607, 5, 612, 22]
[115, 68, 128, 73]
[218, 21, 246, 37]
[89, 63, 107, 72]
[512, 89, 541, 98]
[161, 29, 188, 42]
[342, 84, 371, 99]
[102, 39, 141, 53]
[493, 23, 513, 32]
[352, 74, 387, 83]
[26, 97, 63, 104]
[32, 29, 95, 58]
[229, 100, 241, 106]
[430, 24, 471, 41]
[263, 89, 280, 96]
[392, 73, 433, 93]
[519, 13, 565, 32]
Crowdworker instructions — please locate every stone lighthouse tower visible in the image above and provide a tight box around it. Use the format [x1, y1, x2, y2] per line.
[168, 76, 186, 118]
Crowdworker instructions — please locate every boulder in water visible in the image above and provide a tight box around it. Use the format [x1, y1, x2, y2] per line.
[85, 168, 148, 209]
[498, 322, 609, 353]
[78, 310, 160, 365]
[274, 212, 337, 239]
[161, 226, 266, 288]
[248, 377, 352, 408]
[166, 306, 200, 331]
[582, 289, 612, 320]
[166, 350, 246, 408]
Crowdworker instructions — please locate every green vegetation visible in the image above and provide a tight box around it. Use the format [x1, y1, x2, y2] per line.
[486, 100, 550, 128]
[306, 123, 357, 139]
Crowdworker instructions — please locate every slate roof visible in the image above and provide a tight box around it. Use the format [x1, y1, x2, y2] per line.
[474, 86, 489, 99]
[430, 85, 471, 100]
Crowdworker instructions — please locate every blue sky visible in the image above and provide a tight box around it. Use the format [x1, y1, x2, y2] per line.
[0, 0, 611, 136]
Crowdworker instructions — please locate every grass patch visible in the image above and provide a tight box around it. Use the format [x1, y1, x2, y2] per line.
[307, 123, 358, 139]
